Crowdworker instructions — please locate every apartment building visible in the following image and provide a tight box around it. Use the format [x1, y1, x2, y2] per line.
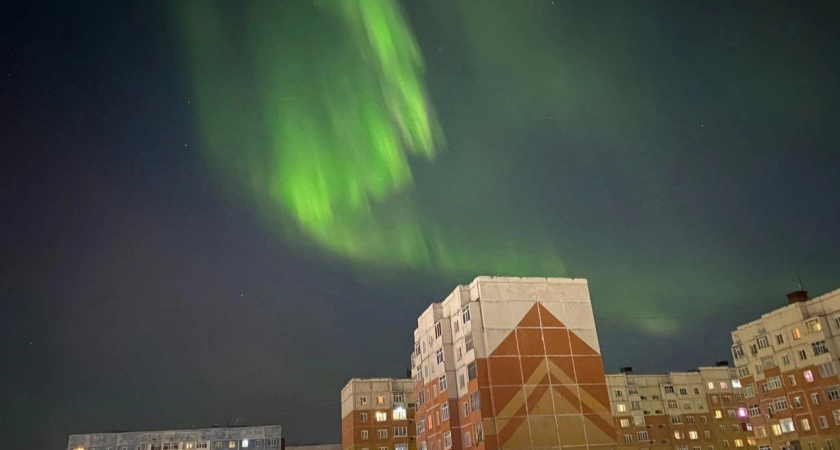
[607, 365, 753, 450]
[341, 378, 416, 450]
[410, 276, 615, 450]
[731, 287, 840, 450]
[66, 426, 282, 450]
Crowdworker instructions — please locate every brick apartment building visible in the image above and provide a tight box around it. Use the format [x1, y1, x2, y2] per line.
[607, 365, 753, 450]
[410, 276, 616, 450]
[341, 378, 416, 450]
[731, 287, 840, 450]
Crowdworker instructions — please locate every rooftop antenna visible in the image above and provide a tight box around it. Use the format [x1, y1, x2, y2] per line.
[797, 270, 805, 291]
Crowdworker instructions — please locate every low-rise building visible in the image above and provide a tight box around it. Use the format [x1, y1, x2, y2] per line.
[66, 426, 282, 450]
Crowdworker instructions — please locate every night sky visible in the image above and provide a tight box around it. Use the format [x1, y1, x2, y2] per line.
[2, 1, 839, 448]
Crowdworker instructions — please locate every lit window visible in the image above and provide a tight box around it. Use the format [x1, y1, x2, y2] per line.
[792, 328, 802, 339]
[707, 382, 715, 390]
[801, 418, 811, 431]
[689, 431, 699, 440]
[242, 441, 249, 448]
[734, 440, 744, 448]
[715, 410, 723, 419]
[731, 379, 741, 388]
[737, 407, 748, 418]
[805, 370, 815, 382]
[720, 381, 728, 389]
[393, 407, 407, 420]
[780, 418, 795, 433]
[616, 403, 627, 412]
[376, 411, 388, 422]
[361, 430, 369, 440]
[806, 318, 822, 332]
[228, 442, 235, 449]
[376, 395, 386, 405]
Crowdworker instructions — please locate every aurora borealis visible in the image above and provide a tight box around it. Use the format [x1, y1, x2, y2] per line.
[176, 0, 565, 279]
[4, 0, 840, 447]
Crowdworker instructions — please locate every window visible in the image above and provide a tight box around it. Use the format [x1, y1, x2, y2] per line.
[393, 392, 405, 403]
[228, 443, 235, 449]
[686, 416, 695, 424]
[164, 445, 178, 450]
[671, 415, 683, 424]
[813, 340, 829, 355]
[620, 419, 630, 428]
[394, 426, 408, 437]
[453, 320, 460, 334]
[634, 416, 646, 426]
[825, 386, 840, 401]
[268, 441, 278, 448]
[456, 347, 462, 361]
[470, 391, 481, 412]
[439, 374, 447, 391]
[378, 429, 388, 439]
[396, 445, 407, 450]
[775, 334, 784, 344]
[754, 425, 767, 437]
[376, 411, 388, 422]
[805, 370, 815, 382]
[184, 445, 195, 450]
[436, 349, 444, 365]
[196, 446, 208, 450]
[767, 376, 782, 390]
[781, 353, 791, 365]
[475, 422, 484, 442]
[463, 431, 472, 448]
[241, 441, 248, 449]
[615, 389, 624, 397]
[361, 396, 369, 405]
[463, 401, 469, 417]
[668, 400, 678, 408]
[807, 318, 822, 332]
[820, 416, 829, 428]
[435, 322, 442, 338]
[441, 401, 450, 419]
[820, 362, 837, 378]
[793, 396, 802, 408]
[757, 335, 770, 348]
[737, 366, 750, 377]
[812, 392, 821, 405]
[638, 431, 650, 441]
[674, 430, 685, 440]
[689, 431, 699, 440]
[731, 379, 741, 388]
[443, 431, 452, 449]
[798, 349, 808, 360]
[789, 375, 796, 386]
[720, 381, 728, 389]
[680, 387, 689, 395]
[715, 410, 723, 419]
[617, 403, 627, 412]
[215, 445, 222, 450]
[393, 408, 407, 420]
[461, 306, 471, 323]
[467, 362, 477, 380]
[682, 402, 692, 410]
[723, 395, 732, 404]
[625, 435, 633, 443]
[665, 385, 675, 394]
[732, 345, 744, 359]
[734, 440, 744, 448]
[801, 418, 811, 430]
[628, 387, 639, 395]
[701, 416, 707, 424]
[361, 412, 368, 421]
[761, 355, 776, 369]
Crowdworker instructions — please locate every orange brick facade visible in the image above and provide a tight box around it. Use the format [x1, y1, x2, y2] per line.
[341, 379, 416, 450]
[411, 277, 616, 450]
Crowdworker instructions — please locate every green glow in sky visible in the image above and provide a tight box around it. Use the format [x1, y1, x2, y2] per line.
[174, 1, 564, 279]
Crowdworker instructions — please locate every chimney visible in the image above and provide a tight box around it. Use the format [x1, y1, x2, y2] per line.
[716, 361, 729, 367]
[620, 367, 633, 374]
[787, 290, 809, 305]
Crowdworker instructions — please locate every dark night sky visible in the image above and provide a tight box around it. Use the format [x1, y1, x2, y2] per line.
[2, 1, 839, 448]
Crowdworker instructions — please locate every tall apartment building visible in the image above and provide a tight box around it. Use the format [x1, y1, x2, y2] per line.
[341, 378, 416, 450]
[410, 276, 615, 450]
[731, 287, 840, 450]
[66, 426, 282, 450]
[607, 365, 753, 450]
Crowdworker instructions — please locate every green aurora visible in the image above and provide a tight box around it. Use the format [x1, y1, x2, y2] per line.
[175, 1, 564, 279]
